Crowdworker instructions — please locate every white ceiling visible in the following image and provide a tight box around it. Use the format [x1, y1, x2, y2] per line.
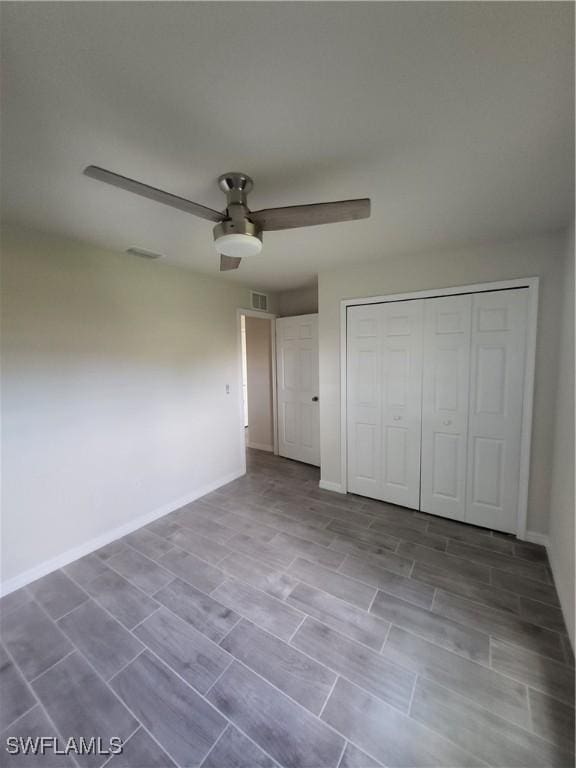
[1, 2, 573, 291]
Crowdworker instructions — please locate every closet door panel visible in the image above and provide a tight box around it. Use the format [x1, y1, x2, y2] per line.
[466, 289, 528, 532]
[380, 300, 424, 509]
[347, 306, 381, 498]
[421, 295, 472, 520]
[347, 300, 423, 508]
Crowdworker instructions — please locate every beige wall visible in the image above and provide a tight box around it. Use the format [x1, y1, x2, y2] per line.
[245, 316, 274, 452]
[1, 225, 259, 588]
[278, 284, 318, 317]
[548, 223, 575, 647]
[318, 231, 567, 535]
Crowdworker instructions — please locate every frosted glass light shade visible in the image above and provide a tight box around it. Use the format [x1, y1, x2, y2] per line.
[214, 233, 263, 257]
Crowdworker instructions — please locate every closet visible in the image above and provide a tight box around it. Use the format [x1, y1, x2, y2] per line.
[346, 287, 529, 534]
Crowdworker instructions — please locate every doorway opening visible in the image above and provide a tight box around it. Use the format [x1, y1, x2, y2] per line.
[238, 310, 278, 463]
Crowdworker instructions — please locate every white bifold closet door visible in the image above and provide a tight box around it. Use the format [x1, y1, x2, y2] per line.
[347, 288, 529, 533]
[347, 300, 423, 509]
[465, 289, 528, 532]
[420, 294, 472, 520]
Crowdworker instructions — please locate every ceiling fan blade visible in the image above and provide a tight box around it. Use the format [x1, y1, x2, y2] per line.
[84, 166, 224, 223]
[220, 254, 242, 271]
[250, 198, 370, 231]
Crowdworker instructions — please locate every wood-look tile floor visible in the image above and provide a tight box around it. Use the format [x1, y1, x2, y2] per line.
[1, 449, 574, 767]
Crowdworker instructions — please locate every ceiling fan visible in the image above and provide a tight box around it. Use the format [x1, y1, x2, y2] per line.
[83, 166, 371, 271]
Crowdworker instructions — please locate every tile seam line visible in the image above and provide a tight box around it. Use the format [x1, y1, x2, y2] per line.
[73, 517, 571, 676]
[75, 559, 362, 757]
[400, 536, 548, 581]
[22, 597, 177, 768]
[140, 540, 232, 579]
[383, 623, 563, 699]
[340, 559, 434, 598]
[28, 591, 91, 624]
[196, 723, 230, 768]
[220, 614, 355, 694]
[64, 562, 162, 609]
[100, 722, 142, 768]
[209, 575, 309, 625]
[416, 569, 559, 611]
[285, 592, 397, 655]
[141, 647, 338, 766]
[126, 515, 562, 624]
[523, 687, 576, 753]
[141, 580, 353, 714]
[43, 582, 272, 768]
[333, 736, 348, 768]
[0, 622, 83, 768]
[365, 609, 491, 668]
[431, 590, 568, 649]
[289, 553, 413, 591]
[381, 641, 536, 728]
[287, 570, 375, 612]
[489, 634, 575, 673]
[330, 671, 492, 768]
[0, 701, 41, 740]
[128, 605, 162, 633]
[378, 620, 394, 653]
[412, 674, 574, 751]
[106, 547, 175, 587]
[27, 648, 77, 685]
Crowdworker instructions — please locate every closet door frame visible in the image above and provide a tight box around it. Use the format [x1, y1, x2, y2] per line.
[339, 277, 539, 540]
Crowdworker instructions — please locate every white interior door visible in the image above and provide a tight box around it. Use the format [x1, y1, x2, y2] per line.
[420, 295, 472, 520]
[465, 289, 528, 532]
[276, 314, 320, 466]
[347, 300, 424, 509]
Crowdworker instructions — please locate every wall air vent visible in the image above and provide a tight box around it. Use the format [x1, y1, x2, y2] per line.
[126, 247, 164, 260]
[250, 290, 269, 312]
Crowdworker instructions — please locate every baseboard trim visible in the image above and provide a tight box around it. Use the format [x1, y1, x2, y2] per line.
[247, 442, 274, 453]
[522, 533, 572, 650]
[0, 467, 245, 597]
[547, 543, 575, 652]
[319, 479, 346, 494]
[524, 530, 549, 547]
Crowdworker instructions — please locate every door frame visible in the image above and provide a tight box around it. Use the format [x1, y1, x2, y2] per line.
[339, 277, 539, 539]
[236, 308, 279, 476]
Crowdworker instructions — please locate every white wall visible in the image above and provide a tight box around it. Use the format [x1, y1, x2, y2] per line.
[0, 225, 264, 589]
[245, 316, 274, 452]
[278, 284, 318, 317]
[318, 231, 567, 536]
[548, 223, 575, 647]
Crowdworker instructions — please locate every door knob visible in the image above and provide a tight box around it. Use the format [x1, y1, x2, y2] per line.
[442, 419, 452, 426]
[312, 396, 319, 402]
[393, 415, 402, 421]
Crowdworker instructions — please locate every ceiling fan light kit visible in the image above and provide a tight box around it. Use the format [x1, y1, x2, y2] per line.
[212, 218, 263, 258]
[83, 166, 370, 271]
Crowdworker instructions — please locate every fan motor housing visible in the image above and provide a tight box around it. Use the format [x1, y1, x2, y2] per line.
[213, 217, 261, 242]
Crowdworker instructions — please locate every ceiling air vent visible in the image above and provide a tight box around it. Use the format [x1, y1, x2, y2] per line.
[250, 290, 269, 312]
[126, 247, 164, 260]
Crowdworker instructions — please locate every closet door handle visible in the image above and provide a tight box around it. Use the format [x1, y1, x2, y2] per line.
[393, 415, 402, 421]
[442, 419, 452, 426]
